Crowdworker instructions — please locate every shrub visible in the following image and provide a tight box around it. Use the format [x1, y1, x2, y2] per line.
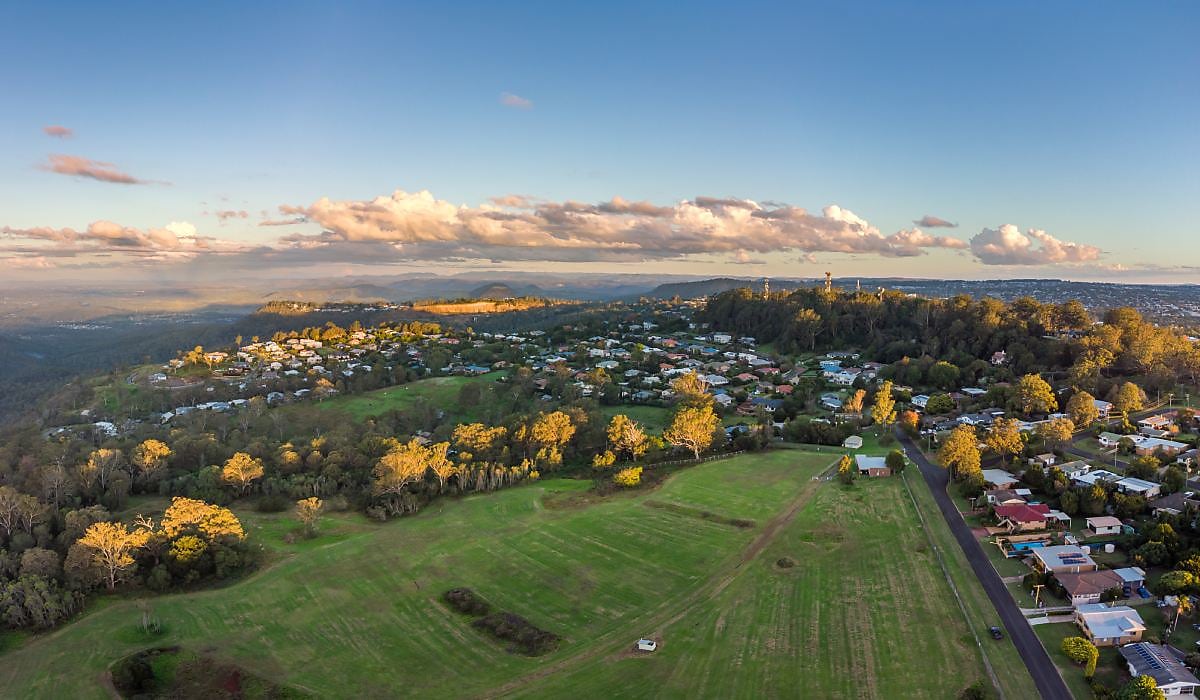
[443, 588, 492, 617]
[255, 493, 290, 513]
[613, 467, 643, 488]
[471, 612, 561, 656]
[776, 557, 798, 569]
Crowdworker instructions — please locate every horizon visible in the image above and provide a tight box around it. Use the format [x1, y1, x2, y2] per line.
[2, 2, 1197, 285]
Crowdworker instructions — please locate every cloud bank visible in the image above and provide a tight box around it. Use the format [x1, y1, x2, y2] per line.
[40, 154, 154, 185]
[1, 220, 246, 261]
[280, 189, 969, 263]
[969, 224, 1102, 265]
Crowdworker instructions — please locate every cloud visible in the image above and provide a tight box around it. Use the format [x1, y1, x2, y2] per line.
[213, 209, 249, 223]
[43, 125, 73, 139]
[279, 189, 971, 264]
[259, 217, 307, 227]
[731, 250, 767, 265]
[40, 154, 155, 185]
[0, 220, 248, 262]
[913, 215, 956, 228]
[969, 224, 1102, 265]
[500, 92, 533, 110]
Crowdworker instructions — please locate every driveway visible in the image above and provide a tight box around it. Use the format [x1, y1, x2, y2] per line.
[898, 432, 1073, 700]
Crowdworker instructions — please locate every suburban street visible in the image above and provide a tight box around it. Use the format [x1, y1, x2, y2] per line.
[898, 433, 1073, 700]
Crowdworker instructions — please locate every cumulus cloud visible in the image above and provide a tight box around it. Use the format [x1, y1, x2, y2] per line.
[500, 92, 533, 109]
[43, 125, 73, 138]
[0, 220, 248, 262]
[40, 154, 155, 185]
[277, 189, 971, 264]
[914, 215, 956, 228]
[969, 224, 1102, 265]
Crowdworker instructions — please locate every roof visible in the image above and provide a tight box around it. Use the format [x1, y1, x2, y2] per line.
[1117, 477, 1160, 492]
[1113, 567, 1147, 583]
[1056, 569, 1123, 598]
[981, 469, 1019, 485]
[994, 503, 1050, 523]
[1033, 545, 1096, 570]
[1076, 604, 1146, 639]
[855, 455, 887, 470]
[1086, 516, 1123, 528]
[1119, 643, 1200, 688]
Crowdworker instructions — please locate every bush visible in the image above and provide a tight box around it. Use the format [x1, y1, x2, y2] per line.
[776, 557, 798, 569]
[443, 588, 492, 617]
[255, 493, 290, 513]
[472, 612, 561, 656]
[613, 467, 643, 488]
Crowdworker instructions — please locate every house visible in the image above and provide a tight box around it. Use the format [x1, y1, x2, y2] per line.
[842, 436, 864, 449]
[820, 394, 843, 411]
[1056, 460, 1092, 480]
[1074, 604, 1146, 647]
[991, 350, 1008, 366]
[1056, 569, 1125, 606]
[1085, 516, 1124, 536]
[1113, 567, 1148, 598]
[911, 395, 930, 410]
[1139, 414, 1175, 432]
[981, 489, 1032, 507]
[1118, 643, 1200, 697]
[1093, 399, 1114, 419]
[1032, 545, 1098, 574]
[981, 469, 1020, 489]
[994, 503, 1051, 533]
[1073, 469, 1123, 488]
[1099, 432, 1133, 449]
[1030, 453, 1057, 469]
[1115, 476, 1162, 500]
[855, 455, 891, 477]
[1151, 491, 1200, 517]
[1136, 437, 1188, 458]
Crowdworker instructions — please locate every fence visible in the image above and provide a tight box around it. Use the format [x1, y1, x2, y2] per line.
[642, 450, 747, 470]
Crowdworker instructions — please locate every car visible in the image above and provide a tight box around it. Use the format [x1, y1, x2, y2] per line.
[988, 626, 1004, 640]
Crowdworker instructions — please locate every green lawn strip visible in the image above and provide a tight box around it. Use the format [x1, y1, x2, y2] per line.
[906, 470, 1040, 700]
[598, 404, 672, 432]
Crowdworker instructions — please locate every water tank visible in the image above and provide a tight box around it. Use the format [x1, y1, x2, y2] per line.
[1105, 544, 1116, 554]
[1080, 546, 1091, 555]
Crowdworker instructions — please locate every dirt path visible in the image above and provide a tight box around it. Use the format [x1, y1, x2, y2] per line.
[481, 458, 833, 699]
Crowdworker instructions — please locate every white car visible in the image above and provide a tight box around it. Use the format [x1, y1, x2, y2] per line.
[636, 639, 657, 652]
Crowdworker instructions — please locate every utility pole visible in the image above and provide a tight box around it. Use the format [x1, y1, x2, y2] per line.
[1032, 583, 1045, 609]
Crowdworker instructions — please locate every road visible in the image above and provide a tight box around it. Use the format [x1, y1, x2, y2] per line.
[898, 432, 1073, 700]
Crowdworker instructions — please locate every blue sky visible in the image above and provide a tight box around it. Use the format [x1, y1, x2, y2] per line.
[1, 1, 1197, 282]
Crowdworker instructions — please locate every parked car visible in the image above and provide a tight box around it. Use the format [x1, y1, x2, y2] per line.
[989, 626, 1004, 640]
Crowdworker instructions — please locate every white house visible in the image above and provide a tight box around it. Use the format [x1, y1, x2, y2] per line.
[1118, 643, 1200, 696]
[1086, 516, 1123, 536]
[1093, 399, 1114, 419]
[842, 435, 864, 449]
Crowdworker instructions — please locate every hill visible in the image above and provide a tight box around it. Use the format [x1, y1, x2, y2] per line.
[642, 277, 809, 300]
[468, 282, 547, 299]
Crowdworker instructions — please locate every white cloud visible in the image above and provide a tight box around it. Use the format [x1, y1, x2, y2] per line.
[500, 92, 533, 110]
[969, 224, 1102, 265]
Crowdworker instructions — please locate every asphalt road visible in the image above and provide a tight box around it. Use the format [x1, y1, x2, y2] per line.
[898, 432, 1073, 700]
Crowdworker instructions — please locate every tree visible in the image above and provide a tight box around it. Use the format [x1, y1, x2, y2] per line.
[1065, 391, 1099, 428]
[77, 521, 150, 590]
[671, 372, 713, 409]
[664, 404, 720, 459]
[530, 411, 576, 469]
[897, 410, 920, 437]
[1061, 636, 1099, 678]
[452, 423, 507, 462]
[939, 425, 981, 480]
[837, 454, 856, 485]
[885, 450, 906, 474]
[373, 440, 448, 498]
[1037, 418, 1075, 450]
[925, 393, 956, 415]
[159, 497, 245, 543]
[870, 381, 897, 426]
[79, 448, 125, 493]
[1112, 381, 1146, 415]
[844, 389, 867, 414]
[131, 439, 172, 481]
[220, 452, 265, 495]
[295, 497, 324, 537]
[1117, 675, 1165, 700]
[985, 418, 1024, 463]
[928, 361, 960, 389]
[1015, 374, 1057, 416]
[607, 415, 648, 460]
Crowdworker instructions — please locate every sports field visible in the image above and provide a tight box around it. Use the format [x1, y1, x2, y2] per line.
[0, 449, 1010, 698]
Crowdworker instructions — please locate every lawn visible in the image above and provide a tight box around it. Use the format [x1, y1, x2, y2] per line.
[312, 374, 500, 421]
[0, 449, 1000, 699]
[599, 403, 672, 432]
[1034, 622, 1127, 699]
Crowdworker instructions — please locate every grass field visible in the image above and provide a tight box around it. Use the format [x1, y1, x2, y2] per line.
[1034, 622, 1125, 698]
[0, 449, 1001, 699]
[598, 404, 672, 432]
[313, 375, 500, 420]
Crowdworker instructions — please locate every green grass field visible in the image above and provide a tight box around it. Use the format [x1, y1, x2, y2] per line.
[599, 404, 672, 432]
[0, 450, 1004, 698]
[313, 375, 500, 420]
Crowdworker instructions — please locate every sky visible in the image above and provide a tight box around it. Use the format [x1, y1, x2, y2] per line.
[1, 1, 1197, 285]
